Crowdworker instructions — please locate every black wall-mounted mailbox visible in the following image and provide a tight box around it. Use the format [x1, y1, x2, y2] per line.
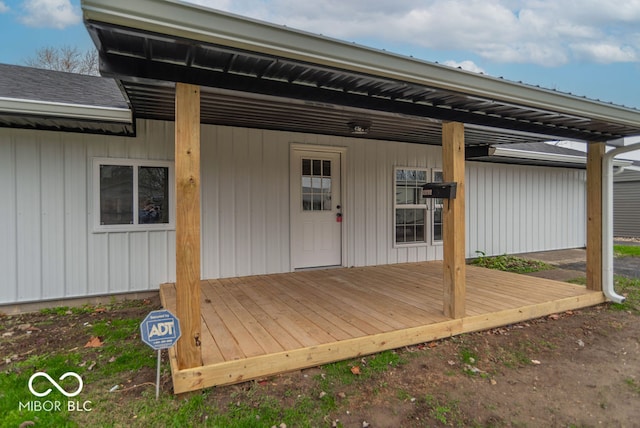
[422, 182, 457, 199]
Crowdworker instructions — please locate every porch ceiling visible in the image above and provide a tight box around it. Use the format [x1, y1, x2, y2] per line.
[82, 0, 640, 146]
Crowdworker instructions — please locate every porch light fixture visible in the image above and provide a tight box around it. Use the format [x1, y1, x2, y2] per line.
[348, 120, 371, 135]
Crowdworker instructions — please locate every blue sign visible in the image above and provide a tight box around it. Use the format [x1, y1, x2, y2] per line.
[140, 309, 181, 350]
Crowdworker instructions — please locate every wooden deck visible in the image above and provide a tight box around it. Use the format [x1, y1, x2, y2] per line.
[160, 262, 605, 394]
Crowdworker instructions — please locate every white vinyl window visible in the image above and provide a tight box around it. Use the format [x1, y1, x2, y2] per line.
[394, 167, 443, 246]
[394, 168, 429, 245]
[93, 158, 174, 232]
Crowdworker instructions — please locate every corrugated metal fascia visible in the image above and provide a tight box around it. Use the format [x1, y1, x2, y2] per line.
[82, 0, 640, 138]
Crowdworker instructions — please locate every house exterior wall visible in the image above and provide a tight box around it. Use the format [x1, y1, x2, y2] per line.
[467, 162, 586, 257]
[0, 119, 587, 305]
[0, 120, 176, 305]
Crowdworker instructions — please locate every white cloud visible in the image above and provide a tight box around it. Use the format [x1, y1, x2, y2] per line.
[0, 2, 9, 13]
[571, 43, 638, 63]
[443, 60, 485, 74]
[19, 0, 80, 29]
[188, 0, 640, 67]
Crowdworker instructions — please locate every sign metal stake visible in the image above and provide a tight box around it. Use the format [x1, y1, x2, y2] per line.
[156, 350, 161, 400]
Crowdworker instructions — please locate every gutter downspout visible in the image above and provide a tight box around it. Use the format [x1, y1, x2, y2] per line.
[602, 142, 640, 303]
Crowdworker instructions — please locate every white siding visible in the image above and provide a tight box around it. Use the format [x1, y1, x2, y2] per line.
[199, 128, 445, 279]
[466, 162, 586, 257]
[0, 121, 175, 305]
[0, 119, 587, 305]
[0, 135, 17, 303]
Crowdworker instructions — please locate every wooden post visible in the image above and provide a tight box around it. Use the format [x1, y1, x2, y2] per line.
[586, 142, 604, 292]
[175, 83, 203, 369]
[442, 122, 466, 318]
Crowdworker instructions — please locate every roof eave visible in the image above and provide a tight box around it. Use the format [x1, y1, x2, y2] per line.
[492, 146, 633, 167]
[0, 96, 132, 124]
[82, 0, 640, 145]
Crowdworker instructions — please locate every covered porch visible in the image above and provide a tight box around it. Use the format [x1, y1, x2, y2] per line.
[160, 262, 604, 394]
[81, 0, 640, 395]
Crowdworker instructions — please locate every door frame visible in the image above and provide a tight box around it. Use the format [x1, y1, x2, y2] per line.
[290, 143, 348, 270]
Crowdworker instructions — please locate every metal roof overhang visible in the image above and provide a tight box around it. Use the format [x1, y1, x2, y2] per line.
[0, 96, 133, 136]
[465, 145, 634, 169]
[81, 0, 640, 146]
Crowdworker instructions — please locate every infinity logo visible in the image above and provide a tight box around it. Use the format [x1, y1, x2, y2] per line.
[28, 372, 83, 398]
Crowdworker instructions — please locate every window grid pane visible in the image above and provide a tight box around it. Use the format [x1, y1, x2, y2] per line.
[395, 207, 426, 244]
[302, 158, 332, 211]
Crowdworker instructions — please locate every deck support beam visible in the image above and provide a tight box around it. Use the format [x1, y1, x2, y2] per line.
[442, 121, 466, 318]
[175, 82, 203, 369]
[586, 142, 604, 292]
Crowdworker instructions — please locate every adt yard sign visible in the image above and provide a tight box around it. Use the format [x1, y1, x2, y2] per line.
[140, 309, 181, 350]
[141, 309, 181, 400]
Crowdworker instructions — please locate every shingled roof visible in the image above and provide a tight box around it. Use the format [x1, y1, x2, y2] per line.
[0, 63, 127, 108]
[0, 63, 133, 135]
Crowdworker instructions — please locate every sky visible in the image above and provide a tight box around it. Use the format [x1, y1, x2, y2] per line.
[1, 0, 640, 157]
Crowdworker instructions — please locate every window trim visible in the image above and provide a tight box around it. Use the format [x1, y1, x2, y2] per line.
[93, 158, 175, 233]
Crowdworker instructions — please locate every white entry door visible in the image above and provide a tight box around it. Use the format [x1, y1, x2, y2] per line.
[291, 149, 342, 269]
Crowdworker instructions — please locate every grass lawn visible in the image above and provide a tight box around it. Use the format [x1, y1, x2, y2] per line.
[614, 244, 640, 258]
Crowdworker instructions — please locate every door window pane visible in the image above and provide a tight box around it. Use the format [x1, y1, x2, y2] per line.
[302, 159, 311, 176]
[322, 178, 331, 193]
[302, 157, 332, 211]
[322, 160, 331, 176]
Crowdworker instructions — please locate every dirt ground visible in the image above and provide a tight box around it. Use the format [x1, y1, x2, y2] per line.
[2, 261, 639, 427]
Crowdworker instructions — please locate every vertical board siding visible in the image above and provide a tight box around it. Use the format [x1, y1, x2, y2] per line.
[0, 120, 588, 305]
[64, 136, 88, 298]
[466, 162, 586, 257]
[40, 140, 65, 299]
[0, 121, 175, 305]
[16, 138, 42, 301]
[200, 129, 445, 278]
[0, 134, 17, 303]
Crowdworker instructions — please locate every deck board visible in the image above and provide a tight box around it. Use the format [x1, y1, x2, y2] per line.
[160, 261, 605, 393]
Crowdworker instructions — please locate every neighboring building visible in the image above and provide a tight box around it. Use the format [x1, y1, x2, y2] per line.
[614, 162, 640, 238]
